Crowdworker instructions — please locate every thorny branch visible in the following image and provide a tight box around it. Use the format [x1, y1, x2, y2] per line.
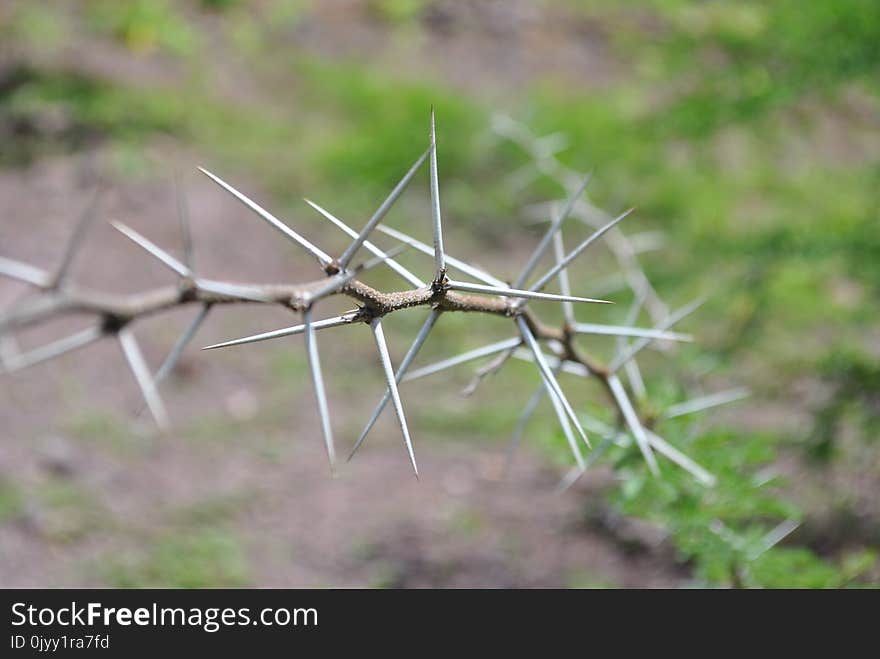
[0, 114, 747, 487]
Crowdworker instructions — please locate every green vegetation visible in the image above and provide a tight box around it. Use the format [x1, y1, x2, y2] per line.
[101, 527, 250, 587]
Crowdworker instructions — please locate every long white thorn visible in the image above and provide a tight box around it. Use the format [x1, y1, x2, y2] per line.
[511, 348, 592, 378]
[376, 224, 507, 287]
[349, 309, 440, 461]
[514, 171, 593, 288]
[202, 313, 357, 351]
[303, 307, 336, 472]
[663, 387, 751, 419]
[528, 208, 634, 294]
[154, 304, 211, 386]
[645, 430, 715, 486]
[306, 244, 408, 302]
[552, 230, 575, 326]
[5, 326, 103, 372]
[447, 280, 611, 305]
[0, 257, 50, 287]
[607, 373, 658, 475]
[573, 323, 692, 342]
[193, 278, 274, 303]
[198, 167, 333, 266]
[338, 147, 430, 269]
[110, 222, 191, 278]
[610, 297, 705, 373]
[429, 109, 446, 278]
[516, 316, 591, 449]
[118, 327, 169, 431]
[52, 188, 102, 288]
[402, 336, 522, 382]
[619, 293, 647, 400]
[505, 379, 547, 476]
[304, 199, 424, 288]
[175, 175, 195, 272]
[370, 317, 419, 478]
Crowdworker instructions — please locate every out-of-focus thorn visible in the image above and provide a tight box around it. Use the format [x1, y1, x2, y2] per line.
[117, 327, 169, 432]
[461, 346, 514, 397]
[175, 174, 195, 272]
[304, 199, 425, 288]
[552, 230, 576, 326]
[305, 244, 409, 303]
[402, 336, 522, 382]
[514, 171, 593, 288]
[528, 208, 634, 294]
[663, 387, 751, 419]
[110, 221, 191, 278]
[619, 292, 647, 400]
[303, 307, 336, 473]
[516, 316, 590, 450]
[51, 187, 103, 289]
[511, 348, 591, 378]
[607, 373, 658, 476]
[193, 278, 273, 303]
[645, 429, 715, 486]
[198, 167, 333, 267]
[504, 378, 547, 477]
[135, 303, 212, 418]
[338, 147, 430, 270]
[154, 303, 211, 386]
[750, 519, 800, 559]
[202, 312, 357, 351]
[349, 308, 440, 462]
[370, 317, 419, 479]
[0, 257, 50, 287]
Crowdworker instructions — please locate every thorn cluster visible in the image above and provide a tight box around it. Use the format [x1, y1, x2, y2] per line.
[0, 113, 748, 487]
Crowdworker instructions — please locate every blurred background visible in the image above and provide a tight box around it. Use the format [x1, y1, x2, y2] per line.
[0, 0, 878, 588]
